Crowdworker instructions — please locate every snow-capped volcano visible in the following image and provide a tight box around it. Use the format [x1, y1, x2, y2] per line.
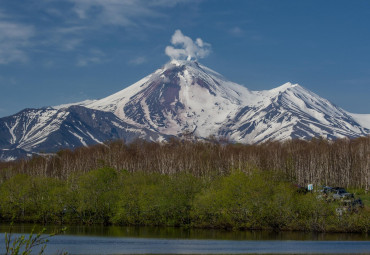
[0, 59, 369, 160]
[83, 59, 369, 142]
[85, 60, 255, 137]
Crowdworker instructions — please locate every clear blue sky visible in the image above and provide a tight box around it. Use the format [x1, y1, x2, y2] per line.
[1, 0, 369, 117]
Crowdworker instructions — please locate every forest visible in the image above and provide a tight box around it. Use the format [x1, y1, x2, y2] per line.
[0, 136, 369, 232]
[1, 136, 369, 188]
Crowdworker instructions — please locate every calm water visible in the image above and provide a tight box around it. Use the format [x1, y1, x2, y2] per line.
[0, 224, 369, 254]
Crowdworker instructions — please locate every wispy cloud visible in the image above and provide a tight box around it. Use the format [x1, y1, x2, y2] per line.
[67, 0, 191, 27]
[76, 49, 106, 67]
[129, 56, 147, 66]
[0, 1, 199, 66]
[0, 18, 35, 64]
[229, 26, 244, 37]
[41, 26, 88, 51]
[63, 38, 83, 51]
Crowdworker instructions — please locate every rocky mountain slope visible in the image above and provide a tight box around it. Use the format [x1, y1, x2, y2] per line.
[83, 60, 369, 142]
[0, 106, 163, 161]
[0, 60, 368, 160]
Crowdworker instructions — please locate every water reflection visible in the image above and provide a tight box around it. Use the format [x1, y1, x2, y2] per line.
[0, 223, 368, 241]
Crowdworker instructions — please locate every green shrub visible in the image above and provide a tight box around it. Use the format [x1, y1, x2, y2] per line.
[0, 168, 368, 232]
[75, 167, 120, 224]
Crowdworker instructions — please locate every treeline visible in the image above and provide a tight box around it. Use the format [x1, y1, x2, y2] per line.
[0, 168, 369, 232]
[0, 136, 369, 189]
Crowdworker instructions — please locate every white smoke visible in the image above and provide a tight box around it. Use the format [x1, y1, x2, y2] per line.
[165, 30, 211, 61]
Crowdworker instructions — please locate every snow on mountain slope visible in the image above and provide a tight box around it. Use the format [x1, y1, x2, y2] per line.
[2, 59, 368, 161]
[0, 107, 70, 151]
[0, 106, 165, 157]
[78, 60, 368, 143]
[221, 83, 368, 143]
[84, 60, 295, 138]
[348, 113, 370, 129]
[84, 60, 253, 137]
[53, 99, 97, 110]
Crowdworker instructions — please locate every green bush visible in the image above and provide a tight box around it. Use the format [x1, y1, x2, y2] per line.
[113, 172, 201, 226]
[75, 167, 120, 224]
[0, 168, 368, 232]
[0, 175, 33, 221]
[191, 171, 296, 230]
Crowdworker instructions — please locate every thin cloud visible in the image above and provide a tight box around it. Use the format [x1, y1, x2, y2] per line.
[0, 1, 199, 65]
[42, 26, 88, 51]
[63, 38, 83, 51]
[76, 49, 106, 67]
[129, 56, 147, 66]
[165, 30, 211, 61]
[67, 0, 191, 27]
[250, 35, 262, 41]
[0, 20, 35, 64]
[229, 26, 244, 37]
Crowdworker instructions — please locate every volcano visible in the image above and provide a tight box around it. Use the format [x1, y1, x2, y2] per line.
[84, 59, 369, 142]
[0, 60, 369, 160]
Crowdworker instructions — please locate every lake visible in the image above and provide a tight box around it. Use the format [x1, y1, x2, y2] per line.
[0, 224, 369, 254]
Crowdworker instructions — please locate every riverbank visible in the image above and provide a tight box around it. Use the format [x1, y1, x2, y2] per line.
[1, 224, 369, 241]
[0, 168, 369, 233]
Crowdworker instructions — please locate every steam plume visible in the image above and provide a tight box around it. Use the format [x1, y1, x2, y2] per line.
[165, 30, 211, 61]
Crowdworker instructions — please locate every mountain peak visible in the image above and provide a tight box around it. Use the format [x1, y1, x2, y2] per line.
[44, 60, 369, 143]
[168, 59, 198, 67]
[1, 60, 369, 160]
[163, 59, 203, 73]
[268, 82, 299, 93]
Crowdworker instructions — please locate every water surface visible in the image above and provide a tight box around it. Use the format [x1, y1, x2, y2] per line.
[0, 224, 369, 254]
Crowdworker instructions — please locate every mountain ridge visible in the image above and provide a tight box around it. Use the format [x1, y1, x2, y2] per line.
[0, 60, 369, 161]
[80, 60, 369, 141]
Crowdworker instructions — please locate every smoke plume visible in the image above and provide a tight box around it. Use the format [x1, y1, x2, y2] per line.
[165, 30, 211, 61]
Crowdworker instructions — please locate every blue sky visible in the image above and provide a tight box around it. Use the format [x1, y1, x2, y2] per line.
[1, 0, 369, 117]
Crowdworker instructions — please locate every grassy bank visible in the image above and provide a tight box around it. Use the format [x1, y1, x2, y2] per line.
[0, 167, 368, 233]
